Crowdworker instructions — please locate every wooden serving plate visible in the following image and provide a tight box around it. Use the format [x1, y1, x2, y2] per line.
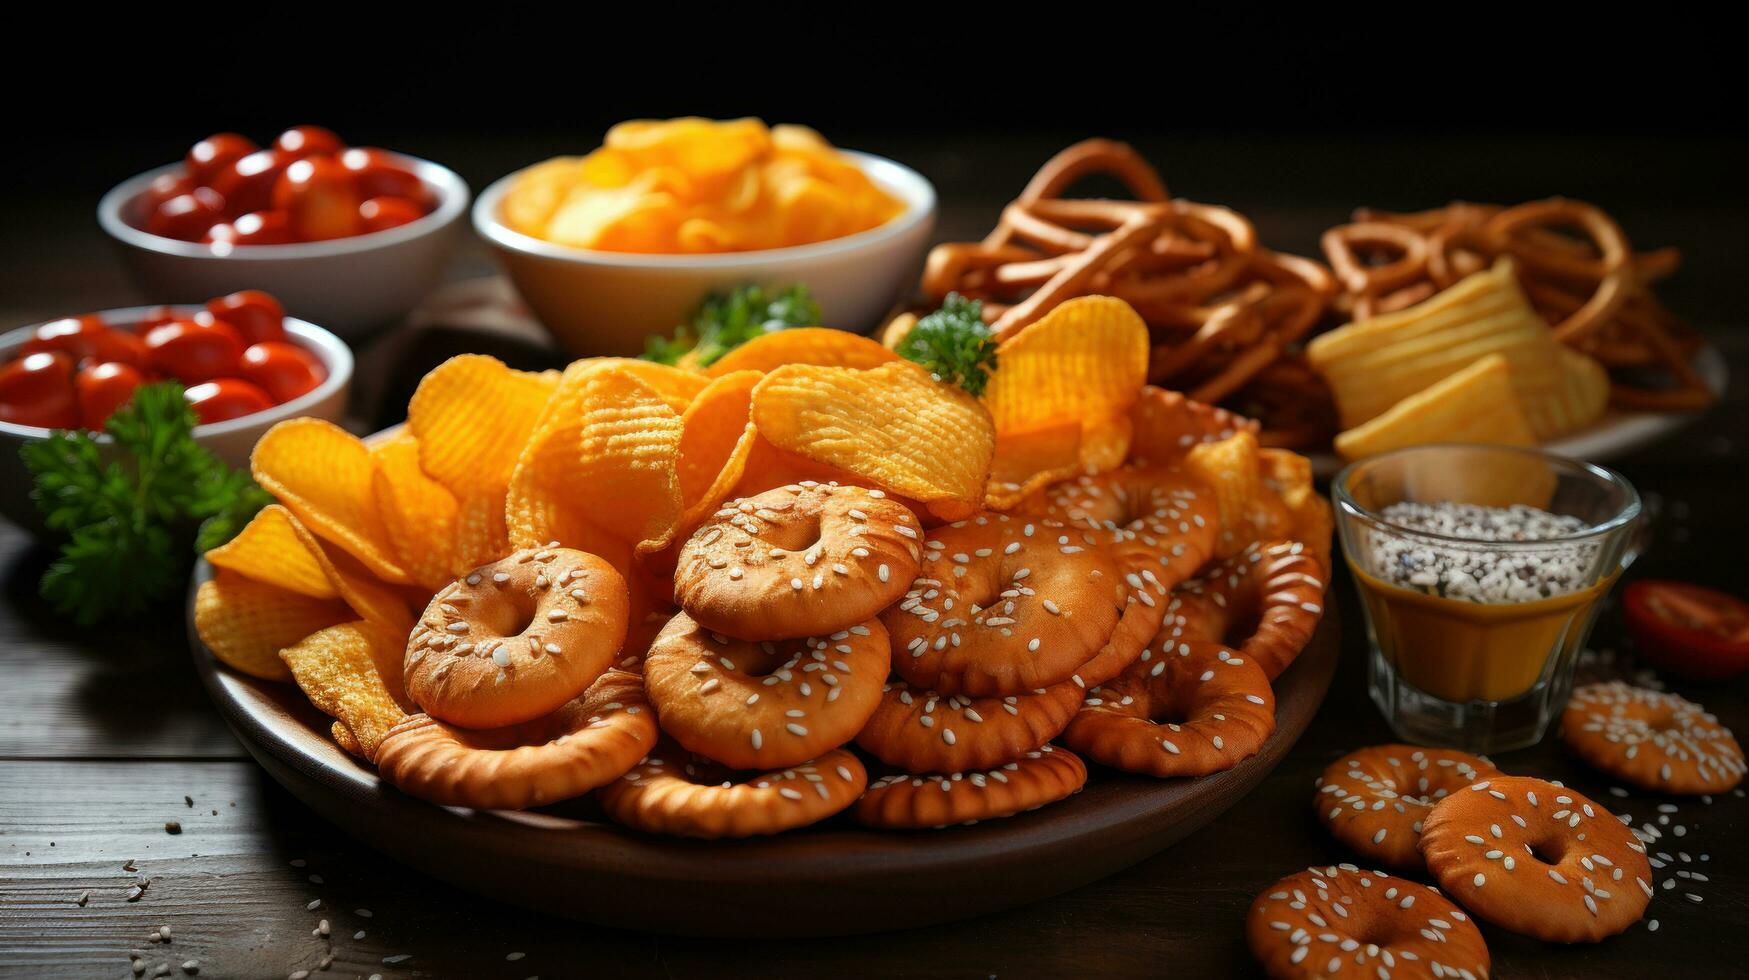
[188, 561, 1339, 937]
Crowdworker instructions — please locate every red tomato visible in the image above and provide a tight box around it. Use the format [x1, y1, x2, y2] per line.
[23, 315, 109, 359]
[75, 361, 146, 430]
[144, 317, 243, 384]
[144, 188, 228, 241]
[239, 341, 326, 402]
[273, 157, 362, 241]
[206, 291, 287, 345]
[211, 149, 293, 216]
[358, 196, 425, 233]
[185, 378, 274, 424]
[0, 351, 79, 429]
[139, 172, 195, 216]
[186, 133, 257, 185]
[340, 148, 429, 204]
[134, 306, 179, 335]
[207, 210, 297, 247]
[275, 125, 345, 159]
[1623, 580, 1749, 680]
[86, 329, 148, 369]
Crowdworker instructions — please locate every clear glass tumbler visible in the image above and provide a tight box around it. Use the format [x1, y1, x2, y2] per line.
[1333, 444, 1641, 753]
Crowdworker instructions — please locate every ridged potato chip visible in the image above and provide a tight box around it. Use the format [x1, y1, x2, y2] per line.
[206, 505, 411, 634]
[750, 360, 995, 520]
[251, 418, 409, 584]
[1184, 430, 1291, 558]
[987, 418, 1083, 510]
[1334, 353, 1538, 462]
[677, 370, 761, 529]
[194, 570, 351, 682]
[706, 327, 897, 377]
[331, 721, 365, 759]
[280, 620, 410, 762]
[1128, 386, 1259, 465]
[607, 358, 710, 412]
[369, 434, 460, 591]
[408, 355, 558, 567]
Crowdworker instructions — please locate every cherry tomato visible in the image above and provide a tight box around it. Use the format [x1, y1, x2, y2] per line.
[185, 378, 274, 424]
[0, 351, 78, 429]
[134, 306, 179, 335]
[1623, 580, 1749, 680]
[139, 172, 195, 216]
[358, 196, 425, 233]
[86, 329, 148, 369]
[206, 291, 286, 345]
[211, 149, 292, 216]
[186, 133, 257, 185]
[144, 317, 243, 384]
[144, 187, 228, 241]
[339, 148, 429, 204]
[275, 125, 345, 159]
[273, 157, 362, 241]
[23, 315, 109, 360]
[239, 341, 325, 402]
[207, 210, 297, 247]
[75, 361, 146, 430]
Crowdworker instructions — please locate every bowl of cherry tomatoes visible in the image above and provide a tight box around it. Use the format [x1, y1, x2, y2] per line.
[98, 126, 468, 338]
[0, 290, 352, 533]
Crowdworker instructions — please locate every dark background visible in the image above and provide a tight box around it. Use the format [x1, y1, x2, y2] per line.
[3, 18, 1746, 323]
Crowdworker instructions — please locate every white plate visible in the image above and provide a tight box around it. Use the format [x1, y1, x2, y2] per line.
[1310, 344, 1728, 478]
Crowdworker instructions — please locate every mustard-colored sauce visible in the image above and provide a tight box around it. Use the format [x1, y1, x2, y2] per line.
[1350, 561, 1615, 703]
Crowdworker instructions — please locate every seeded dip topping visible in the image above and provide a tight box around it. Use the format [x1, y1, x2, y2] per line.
[1368, 501, 1597, 604]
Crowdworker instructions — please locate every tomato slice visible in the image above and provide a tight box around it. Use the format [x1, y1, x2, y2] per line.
[1623, 580, 1749, 680]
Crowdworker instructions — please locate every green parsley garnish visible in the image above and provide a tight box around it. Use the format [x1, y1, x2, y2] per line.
[642, 283, 822, 367]
[21, 382, 271, 626]
[897, 293, 999, 396]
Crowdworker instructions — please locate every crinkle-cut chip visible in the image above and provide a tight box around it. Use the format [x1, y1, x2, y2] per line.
[603, 358, 710, 412]
[408, 355, 558, 567]
[369, 434, 460, 591]
[251, 418, 409, 584]
[331, 721, 365, 759]
[750, 361, 995, 520]
[506, 360, 615, 555]
[1127, 386, 1259, 465]
[1183, 431, 1271, 559]
[280, 620, 410, 763]
[987, 419, 1082, 511]
[207, 504, 343, 599]
[983, 294, 1149, 440]
[677, 371, 761, 528]
[706, 328, 897, 377]
[194, 570, 351, 682]
[1080, 414, 1132, 474]
[575, 366, 687, 555]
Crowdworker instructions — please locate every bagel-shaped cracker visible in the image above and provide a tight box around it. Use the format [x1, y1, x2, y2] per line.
[1064, 536, 1173, 690]
[1560, 682, 1745, 794]
[885, 515, 1125, 696]
[855, 679, 1084, 773]
[374, 669, 656, 810]
[1419, 775, 1652, 943]
[1023, 464, 1219, 586]
[404, 546, 629, 729]
[1062, 641, 1274, 777]
[1246, 865, 1490, 980]
[1169, 540, 1326, 679]
[642, 610, 889, 770]
[854, 744, 1088, 829]
[1314, 745, 1500, 872]
[674, 483, 921, 641]
[597, 739, 866, 839]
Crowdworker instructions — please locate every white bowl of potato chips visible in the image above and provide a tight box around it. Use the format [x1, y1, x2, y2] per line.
[473, 119, 936, 355]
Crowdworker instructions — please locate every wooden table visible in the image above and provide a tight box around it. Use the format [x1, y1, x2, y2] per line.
[3, 136, 1746, 978]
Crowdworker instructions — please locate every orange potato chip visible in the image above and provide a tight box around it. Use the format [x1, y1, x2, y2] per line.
[331, 720, 365, 759]
[1260, 447, 1316, 514]
[879, 312, 919, 350]
[279, 620, 410, 763]
[609, 358, 710, 412]
[369, 434, 460, 591]
[408, 355, 558, 568]
[251, 418, 409, 585]
[705, 328, 896, 377]
[750, 361, 995, 520]
[677, 370, 761, 528]
[194, 570, 352, 682]
[986, 418, 1083, 511]
[1184, 431, 1282, 558]
[207, 505, 411, 635]
[1127, 386, 1260, 466]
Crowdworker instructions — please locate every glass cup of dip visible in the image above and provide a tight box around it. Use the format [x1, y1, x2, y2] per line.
[1333, 444, 1641, 753]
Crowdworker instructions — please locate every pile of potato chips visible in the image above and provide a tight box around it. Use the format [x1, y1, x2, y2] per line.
[500, 118, 904, 253]
[1307, 259, 1610, 461]
[194, 295, 1324, 763]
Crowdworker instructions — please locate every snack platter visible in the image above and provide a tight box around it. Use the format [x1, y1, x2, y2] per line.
[188, 558, 1339, 935]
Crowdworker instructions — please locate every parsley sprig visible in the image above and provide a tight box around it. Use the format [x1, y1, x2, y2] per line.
[897, 293, 999, 396]
[21, 382, 271, 625]
[643, 283, 822, 367]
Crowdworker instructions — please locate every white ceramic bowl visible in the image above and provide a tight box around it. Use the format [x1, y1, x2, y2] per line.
[98, 154, 469, 339]
[473, 150, 936, 355]
[0, 306, 352, 535]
